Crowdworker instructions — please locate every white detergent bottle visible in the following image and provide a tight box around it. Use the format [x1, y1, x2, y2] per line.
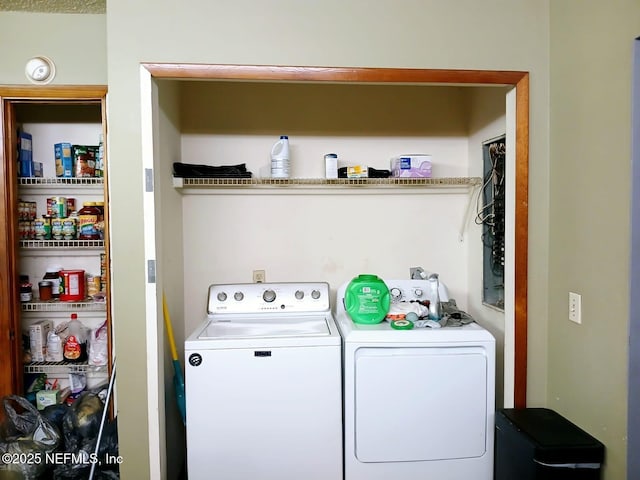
[271, 135, 290, 178]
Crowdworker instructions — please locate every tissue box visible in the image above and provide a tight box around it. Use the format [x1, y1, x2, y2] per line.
[390, 154, 432, 178]
[36, 389, 60, 410]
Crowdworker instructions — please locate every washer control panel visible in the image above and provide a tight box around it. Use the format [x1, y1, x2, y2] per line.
[207, 282, 330, 314]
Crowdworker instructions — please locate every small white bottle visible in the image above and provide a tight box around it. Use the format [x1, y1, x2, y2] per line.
[46, 331, 63, 362]
[325, 153, 338, 179]
[271, 135, 290, 178]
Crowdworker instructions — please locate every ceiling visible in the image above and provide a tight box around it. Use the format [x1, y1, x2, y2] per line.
[0, 0, 105, 14]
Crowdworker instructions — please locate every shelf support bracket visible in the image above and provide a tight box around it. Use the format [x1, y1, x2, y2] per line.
[459, 184, 481, 242]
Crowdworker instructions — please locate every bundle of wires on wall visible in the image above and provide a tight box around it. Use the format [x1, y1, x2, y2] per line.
[476, 141, 506, 275]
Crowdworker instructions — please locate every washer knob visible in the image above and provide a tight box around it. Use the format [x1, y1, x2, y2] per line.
[295, 290, 304, 300]
[311, 289, 321, 299]
[216, 292, 227, 302]
[414, 288, 423, 297]
[234, 291, 244, 301]
[263, 289, 276, 303]
[390, 287, 402, 300]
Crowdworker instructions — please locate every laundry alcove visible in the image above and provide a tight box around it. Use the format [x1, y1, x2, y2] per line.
[138, 63, 529, 473]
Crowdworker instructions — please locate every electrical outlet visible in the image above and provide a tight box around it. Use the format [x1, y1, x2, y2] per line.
[569, 292, 582, 324]
[253, 270, 265, 283]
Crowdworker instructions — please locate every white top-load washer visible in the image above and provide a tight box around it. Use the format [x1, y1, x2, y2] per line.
[185, 282, 342, 480]
[335, 278, 495, 480]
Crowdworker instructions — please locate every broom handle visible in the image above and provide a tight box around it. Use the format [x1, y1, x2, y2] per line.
[89, 359, 117, 480]
[163, 294, 179, 361]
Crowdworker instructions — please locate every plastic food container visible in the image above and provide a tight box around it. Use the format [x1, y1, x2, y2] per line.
[59, 269, 85, 302]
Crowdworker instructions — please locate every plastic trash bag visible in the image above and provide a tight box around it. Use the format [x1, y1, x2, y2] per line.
[60, 393, 103, 455]
[53, 393, 119, 479]
[0, 395, 60, 480]
[88, 322, 108, 366]
[41, 404, 69, 434]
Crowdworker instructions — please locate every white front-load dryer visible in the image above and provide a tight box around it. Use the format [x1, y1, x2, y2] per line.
[335, 279, 495, 480]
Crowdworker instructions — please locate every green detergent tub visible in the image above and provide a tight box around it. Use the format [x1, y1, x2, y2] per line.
[344, 274, 390, 324]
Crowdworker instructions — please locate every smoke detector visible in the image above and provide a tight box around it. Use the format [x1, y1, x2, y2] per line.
[25, 56, 56, 84]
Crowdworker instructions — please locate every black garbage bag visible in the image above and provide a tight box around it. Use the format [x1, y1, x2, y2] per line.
[53, 393, 119, 479]
[41, 404, 69, 435]
[0, 395, 60, 480]
[61, 393, 102, 454]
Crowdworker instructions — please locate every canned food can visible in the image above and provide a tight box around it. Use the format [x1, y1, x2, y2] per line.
[54, 196, 67, 219]
[19, 222, 27, 240]
[47, 197, 57, 217]
[66, 198, 76, 214]
[51, 218, 64, 240]
[34, 217, 52, 240]
[87, 274, 101, 298]
[62, 217, 77, 240]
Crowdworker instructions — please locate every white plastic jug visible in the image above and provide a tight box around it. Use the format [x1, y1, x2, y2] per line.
[271, 135, 290, 178]
[45, 331, 63, 362]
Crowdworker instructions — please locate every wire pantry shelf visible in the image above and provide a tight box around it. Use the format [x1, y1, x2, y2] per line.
[20, 239, 104, 249]
[21, 300, 106, 312]
[24, 361, 107, 374]
[173, 176, 482, 188]
[18, 177, 104, 186]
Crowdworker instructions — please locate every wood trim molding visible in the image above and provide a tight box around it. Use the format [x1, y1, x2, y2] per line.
[0, 98, 20, 398]
[514, 73, 530, 408]
[0, 85, 107, 100]
[143, 63, 528, 86]
[141, 63, 530, 406]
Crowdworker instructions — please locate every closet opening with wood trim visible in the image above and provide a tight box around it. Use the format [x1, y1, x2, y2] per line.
[139, 64, 529, 410]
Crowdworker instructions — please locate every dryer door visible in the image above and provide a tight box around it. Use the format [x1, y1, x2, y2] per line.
[354, 346, 488, 463]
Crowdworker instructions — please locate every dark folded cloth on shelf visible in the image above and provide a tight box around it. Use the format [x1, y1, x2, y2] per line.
[173, 162, 253, 178]
[367, 167, 392, 178]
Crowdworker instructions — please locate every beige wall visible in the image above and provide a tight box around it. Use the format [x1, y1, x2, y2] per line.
[106, 1, 550, 477]
[548, 2, 639, 479]
[17, 2, 640, 479]
[0, 12, 106, 84]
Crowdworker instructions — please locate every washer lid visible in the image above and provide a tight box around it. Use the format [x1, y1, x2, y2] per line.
[198, 315, 331, 339]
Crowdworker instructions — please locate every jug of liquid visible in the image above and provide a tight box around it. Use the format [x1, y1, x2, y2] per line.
[271, 135, 290, 178]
